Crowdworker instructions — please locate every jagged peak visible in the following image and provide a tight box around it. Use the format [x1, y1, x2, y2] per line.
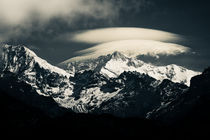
[2, 44, 25, 51]
[110, 51, 127, 60]
[2, 44, 23, 54]
[1, 44, 37, 59]
[1, 44, 71, 77]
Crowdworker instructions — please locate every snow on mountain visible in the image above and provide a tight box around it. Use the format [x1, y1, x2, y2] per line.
[63, 51, 200, 86]
[0, 45, 124, 113]
[1, 44, 73, 98]
[0, 44, 199, 117]
[146, 67, 210, 122]
[2, 44, 71, 77]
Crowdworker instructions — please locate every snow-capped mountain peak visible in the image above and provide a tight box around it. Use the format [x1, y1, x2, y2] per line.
[110, 51, 127, 60]
[64, 51, 200, 86]
[1, 44, 73, 97]
[1, 44, 71, 77]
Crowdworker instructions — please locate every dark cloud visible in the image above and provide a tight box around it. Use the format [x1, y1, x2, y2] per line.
[0, 0, 117, 26]
[0, 0, 209, 71]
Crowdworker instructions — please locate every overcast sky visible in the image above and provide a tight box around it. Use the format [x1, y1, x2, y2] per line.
[0, 0, 210, 71]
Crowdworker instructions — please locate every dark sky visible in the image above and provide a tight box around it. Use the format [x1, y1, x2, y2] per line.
[1, 0, 210, 71]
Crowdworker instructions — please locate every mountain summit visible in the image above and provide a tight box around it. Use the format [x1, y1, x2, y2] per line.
[1, 44, 73, 97]
[63, 51, 200, 86]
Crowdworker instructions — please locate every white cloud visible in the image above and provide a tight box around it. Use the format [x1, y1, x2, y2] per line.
[0, 0, 116, 26]
[65, 27, 183, 44]
[60, 40, 190, 64]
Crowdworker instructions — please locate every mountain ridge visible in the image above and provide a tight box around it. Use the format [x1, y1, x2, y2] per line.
[62, 51, 200, 86]
[0, 44, 200, 118]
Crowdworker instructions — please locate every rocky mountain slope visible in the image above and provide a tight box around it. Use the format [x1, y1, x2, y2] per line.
[147, 67, 210, 123]
[0, 44, 210, 138]
[1, 44, 73, 98]
[0, 44, 200, 118]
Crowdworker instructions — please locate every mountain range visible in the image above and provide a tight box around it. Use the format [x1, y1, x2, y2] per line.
[1, 44, 210, 137]
[61, 51, 199, 86]
[0, 44, 203, 118]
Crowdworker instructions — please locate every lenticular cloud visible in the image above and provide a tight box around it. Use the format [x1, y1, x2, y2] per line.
[60, 40, 190, 63]
[69, 27, 183, 43]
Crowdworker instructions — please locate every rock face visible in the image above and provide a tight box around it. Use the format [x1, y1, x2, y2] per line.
[147, 67, 210, 123]
[0, 72, 67, 117]
[94, 72, 188, 117]
[0, 44, 202, 118]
